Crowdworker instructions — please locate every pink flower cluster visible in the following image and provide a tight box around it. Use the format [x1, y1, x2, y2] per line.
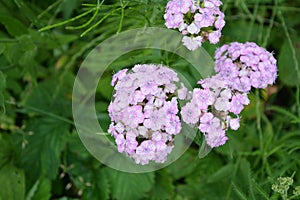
[181, 75, 248, 148]
[108, 64, 188, 165]
[215, 42, 278, 93]
[164, 0, 225, 51]
[180, 42, 278, 148]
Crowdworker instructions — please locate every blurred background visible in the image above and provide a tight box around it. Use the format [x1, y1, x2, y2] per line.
[0, 0, 300, 199]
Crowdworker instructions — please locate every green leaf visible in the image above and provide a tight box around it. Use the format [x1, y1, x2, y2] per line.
[167, 150, 199, 180]
[0, 71, 6, 92]
[22, 77, 73, 118]
[253, 181, 270, 200]
[0, 134, 13, 169]
[0, 94, 4, 115]
[149, 170, 175, 200]
[232, 182, 248, 200]
[26, 178, 51, 200]
[0, 164, 25, 200]
[105, 168, 155, 200]
[278, 37, 300, 86]
[0, 15, 28, 36]
[0, 44, 5, 55]
[207, 163, 234, 183]
[82, 169, 110, 200]
[97, 75, 113, 101]
[20, 117, 69, 181]
[60, 0, 79, 19]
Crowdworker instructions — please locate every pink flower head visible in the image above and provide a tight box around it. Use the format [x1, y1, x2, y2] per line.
[165, 0, 225, 50]
[108, 64, 187, 165]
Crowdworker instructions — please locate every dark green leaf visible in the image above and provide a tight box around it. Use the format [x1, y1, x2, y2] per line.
[278, 37, 300, 86]
[82, 169, 110, 200]
[20, 117, 69, 180]
[105, 168, 155, 200]
[26, 178, 51, 200]
[167, 150, 199, 180]
[0, 15, 28, 36]
[0, 71, 6, 92]
[207, 164, 234, 183]
[149, 170, 175, 200]
[0, 134, 13, 168]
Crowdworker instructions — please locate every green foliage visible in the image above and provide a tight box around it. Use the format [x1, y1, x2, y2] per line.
[105, 168, 155, 200]
[0, 0, 300, 199]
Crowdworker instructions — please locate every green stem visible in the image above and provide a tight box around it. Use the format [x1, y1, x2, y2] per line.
[66, 0, 104, 30]
[39, 7, 97, 31]
[117, 0, 125, 33]
[256, 90, 264, 165]
[80, 8, 122, 37]
[246, 0, 260, 41]
[262, 1, 277, 47]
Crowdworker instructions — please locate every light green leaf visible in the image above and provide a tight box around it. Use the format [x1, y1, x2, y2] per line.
[105, 168, 155, 200]
[0, 164, 25, 200]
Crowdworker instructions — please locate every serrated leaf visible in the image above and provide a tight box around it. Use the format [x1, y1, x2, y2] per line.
[105, 168, 155, 200]
[0, 15, 28, 36]
[20, 117, 68, 181]
[22, 77, 73, 117]
[0, 164, 25, 200]
[149, 170, 175, 200]
[237, 159, 255, 200]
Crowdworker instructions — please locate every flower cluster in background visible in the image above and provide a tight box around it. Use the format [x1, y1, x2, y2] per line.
[108, 64, 188, 165]
[164, 0, 225, 51]
[180, 42, 277, 148]
[215, 42, 278, 93]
